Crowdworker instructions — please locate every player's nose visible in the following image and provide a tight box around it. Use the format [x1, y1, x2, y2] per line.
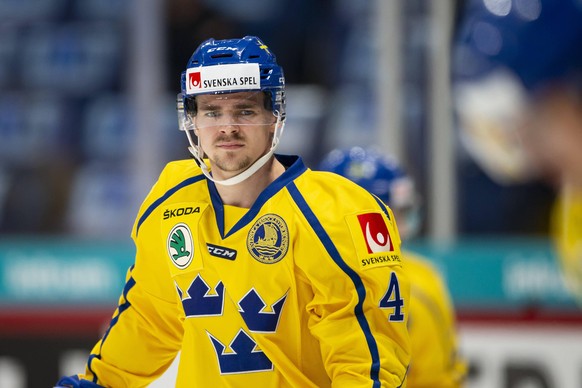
[219, 121, 240, 133]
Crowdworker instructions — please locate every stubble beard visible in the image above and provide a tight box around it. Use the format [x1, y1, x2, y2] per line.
[209, 132, 251, 173]
[207, 129, 274, 176]
[213, 152, 252, 173]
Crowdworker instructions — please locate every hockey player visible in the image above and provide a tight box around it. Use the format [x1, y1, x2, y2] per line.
[453, 0, 582, 304]
[56, 36, 411, 387]
[319, 147, 467, 387]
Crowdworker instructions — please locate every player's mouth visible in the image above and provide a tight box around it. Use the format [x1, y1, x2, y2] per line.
[216, 142, 244, 150]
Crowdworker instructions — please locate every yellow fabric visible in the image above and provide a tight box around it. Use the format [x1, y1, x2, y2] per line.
[552, 187, 582, 304]
[404, 251, 467, 387]
[79, 156, 411, 387]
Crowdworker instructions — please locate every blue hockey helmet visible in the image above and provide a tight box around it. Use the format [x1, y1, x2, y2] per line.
[318, 147, 420, 239]
[180, 35, 285, 119]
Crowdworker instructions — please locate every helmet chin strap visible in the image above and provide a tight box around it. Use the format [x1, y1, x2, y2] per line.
[186, 113, 285, 186]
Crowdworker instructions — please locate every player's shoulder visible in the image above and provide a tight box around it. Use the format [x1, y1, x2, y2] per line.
[294, 169, 396, 229]
[140, 159, 205, 205]
[298, 169, 392, 214]
[403, 250, 447, 288]
[405, 252, 438, 273]
[300, 169, 378, 204]
[160, 159, 204, 180]
[152, 159, 205, 190]
[132, 159, 206, 235]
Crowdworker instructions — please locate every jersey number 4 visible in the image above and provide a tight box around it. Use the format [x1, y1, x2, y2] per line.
[379, 272, 404, 322]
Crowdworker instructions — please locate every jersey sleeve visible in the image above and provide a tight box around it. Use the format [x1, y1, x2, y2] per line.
[405, 254, 467, 387]
[552, 189, 582, 303]
[75, 165, 185, 387]
[292, 173, 411, 387]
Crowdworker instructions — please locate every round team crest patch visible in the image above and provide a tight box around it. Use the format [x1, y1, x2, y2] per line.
[247, 214, 289, 264]
[167, 223, 194, 269]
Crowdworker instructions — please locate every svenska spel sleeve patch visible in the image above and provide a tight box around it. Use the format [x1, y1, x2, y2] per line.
[346, 212, 402, 270]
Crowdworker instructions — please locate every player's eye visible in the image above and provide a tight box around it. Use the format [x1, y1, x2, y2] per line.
[203, 110, 220, 118]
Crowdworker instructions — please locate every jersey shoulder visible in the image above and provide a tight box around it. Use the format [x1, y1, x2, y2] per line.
[158, 159, 204, 187]
[298, 169, 399, 229]
[143, 159, 204, 199]
[300, 170, 383, 209]
[404, 251, 445, 285]
[132, 159, 206, 235]
[294, 170, 402, 253]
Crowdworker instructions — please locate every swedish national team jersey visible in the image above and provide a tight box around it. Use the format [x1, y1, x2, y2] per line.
[552, 188, 582, 304]
[404, 252, 467, 387]
[80, 155, 411, 387]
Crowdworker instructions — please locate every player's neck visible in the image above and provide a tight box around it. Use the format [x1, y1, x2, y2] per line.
[214, 156, 285, 208]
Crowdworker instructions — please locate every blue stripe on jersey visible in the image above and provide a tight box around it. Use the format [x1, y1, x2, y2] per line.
[136, 174, 205, 236]
[207, 178, 225, 237]
[89, 274, 136, 383]
[207, 155, 308, 239]
[287, 182, 382, 388]
[372, 194, 391, 221]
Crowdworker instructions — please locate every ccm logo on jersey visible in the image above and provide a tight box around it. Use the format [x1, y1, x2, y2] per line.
[206, 243, 237, 260]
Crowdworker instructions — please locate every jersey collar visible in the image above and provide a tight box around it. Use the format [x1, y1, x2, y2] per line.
[208, 154, 307, 239]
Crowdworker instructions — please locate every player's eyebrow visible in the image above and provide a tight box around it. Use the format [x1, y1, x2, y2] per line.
[198, 101, 261, 110]
[233, 102, 261, 109]
[197, 103, 220, 110]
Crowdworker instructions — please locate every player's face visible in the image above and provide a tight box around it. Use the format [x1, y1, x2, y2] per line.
[194, 92, 277, 179]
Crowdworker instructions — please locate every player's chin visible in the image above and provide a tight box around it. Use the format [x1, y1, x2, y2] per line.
[214, 155, 252, 173]
[214, 146, 246, 160]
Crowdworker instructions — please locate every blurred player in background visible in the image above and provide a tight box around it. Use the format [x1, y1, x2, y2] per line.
[56, 36, 411, 387]
[319, 146, 467, 387]
[453, 0, 582, 303]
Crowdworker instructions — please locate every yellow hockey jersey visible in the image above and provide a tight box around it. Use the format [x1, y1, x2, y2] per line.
[78, 155, 411, 387]
[404, 252, 467, 387]
[552, 187, 582, 304]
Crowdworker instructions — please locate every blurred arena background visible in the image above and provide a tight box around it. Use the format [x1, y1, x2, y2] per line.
[0, 0, 580, 387]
